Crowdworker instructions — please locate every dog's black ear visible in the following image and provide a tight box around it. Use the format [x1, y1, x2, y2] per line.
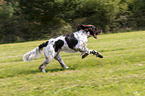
[77, 24, 85, 30]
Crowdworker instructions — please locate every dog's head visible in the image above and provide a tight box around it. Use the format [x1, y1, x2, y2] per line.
[77, 24, 102, 39]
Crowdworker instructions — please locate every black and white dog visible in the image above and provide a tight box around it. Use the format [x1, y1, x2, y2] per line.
[23, 24, 103, 73]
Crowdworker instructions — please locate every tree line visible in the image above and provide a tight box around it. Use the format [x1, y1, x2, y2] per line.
[0, 0, 145, 43]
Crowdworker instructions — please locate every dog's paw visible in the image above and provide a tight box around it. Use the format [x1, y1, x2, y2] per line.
[64, 66, 69, 69]
[82, 53, 89, 59]
[39, 67, 46, 73]
[39, 65, 46, 73]
[96, 52, 103, 58]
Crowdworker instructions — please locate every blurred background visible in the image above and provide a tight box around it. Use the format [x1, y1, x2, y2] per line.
[0, 0, 145, 43]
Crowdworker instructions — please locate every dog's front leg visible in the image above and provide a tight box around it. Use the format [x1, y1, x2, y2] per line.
[90, 50, 103, 58]
[78, 47, 103, 59]
[55, 53, 69, 69]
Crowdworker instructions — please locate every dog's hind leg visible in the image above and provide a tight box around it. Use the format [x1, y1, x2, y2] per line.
[39, 55, 54, 73]
[39, 45, 55, 73]
[39, 59, 49, 73]
[55, 53, 69, 69]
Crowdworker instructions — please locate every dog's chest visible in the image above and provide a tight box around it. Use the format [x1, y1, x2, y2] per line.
[74, 32, 88, 47]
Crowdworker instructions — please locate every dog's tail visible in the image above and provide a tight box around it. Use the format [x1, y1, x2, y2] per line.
[23, 41, 49, 62]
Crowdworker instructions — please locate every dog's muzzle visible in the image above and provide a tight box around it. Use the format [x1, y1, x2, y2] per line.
[94, 34, 98, 39]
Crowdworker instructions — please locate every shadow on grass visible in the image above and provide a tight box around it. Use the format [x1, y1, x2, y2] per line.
[18, 67, 76, 75]
[1, 67, 76, 79]
[45, 67, 76, 73]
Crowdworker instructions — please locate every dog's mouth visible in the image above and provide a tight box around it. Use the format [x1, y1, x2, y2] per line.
[93, 30, 102, 39]
[94, 34, 98, 39]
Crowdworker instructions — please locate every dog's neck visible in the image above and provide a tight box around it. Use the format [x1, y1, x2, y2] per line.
[73, 30, 90, 41]
[78, 30, 90, 37]
[77, 29, 88, 34]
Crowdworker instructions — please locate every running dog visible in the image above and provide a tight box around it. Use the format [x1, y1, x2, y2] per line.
[23, 24, 103, 73]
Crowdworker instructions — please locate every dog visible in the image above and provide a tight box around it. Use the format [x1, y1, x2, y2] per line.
[23, 24, 103, 73]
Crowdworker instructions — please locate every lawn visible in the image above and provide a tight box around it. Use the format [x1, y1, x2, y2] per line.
[0, 31, 145, 96]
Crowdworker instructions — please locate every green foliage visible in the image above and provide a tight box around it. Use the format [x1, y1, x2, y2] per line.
[0, 0, 145, 43]
[13, 0, 78, 41]
[0, 1, 20, 43]
[127, 0, 145, 27]
[74, 0, 121, 32]
[18, 0, 80, 23]
[0, 31, 145, 95]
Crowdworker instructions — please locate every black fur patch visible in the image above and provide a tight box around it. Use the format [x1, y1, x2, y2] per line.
[39, 41, 49, 50]
[54, 40, 64, 52]
[65, 33, 78, 49]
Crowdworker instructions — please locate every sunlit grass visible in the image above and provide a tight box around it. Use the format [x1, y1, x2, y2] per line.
[0, 31, 145, 96]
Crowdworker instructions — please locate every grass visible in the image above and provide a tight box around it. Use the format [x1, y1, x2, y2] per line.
[0, 31, 145, 96]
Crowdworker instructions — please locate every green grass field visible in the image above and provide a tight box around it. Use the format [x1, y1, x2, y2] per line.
[0, 31, 145, 96]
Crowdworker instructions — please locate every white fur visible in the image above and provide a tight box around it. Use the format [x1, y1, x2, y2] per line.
[44, 44, 55, 58]
[23, 47, 42, 62]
